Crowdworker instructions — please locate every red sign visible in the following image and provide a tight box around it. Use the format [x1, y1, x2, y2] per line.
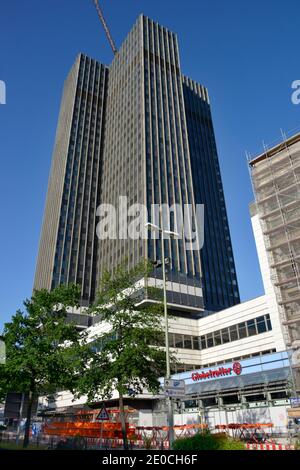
[232, 361, 242, 376]
[191, 362, 242, 382]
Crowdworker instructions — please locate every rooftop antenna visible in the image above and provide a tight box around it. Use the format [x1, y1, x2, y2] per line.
[93, 0, 117, 55]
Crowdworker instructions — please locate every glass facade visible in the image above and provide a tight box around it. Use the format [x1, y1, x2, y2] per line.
[35, 16, 240, 315]
[168, 314, 272, 351]
[97, 16, 214, 311]
[183, 77, 240, 311]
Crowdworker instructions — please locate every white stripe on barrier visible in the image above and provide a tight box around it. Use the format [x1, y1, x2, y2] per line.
[246, 443, 294, 451]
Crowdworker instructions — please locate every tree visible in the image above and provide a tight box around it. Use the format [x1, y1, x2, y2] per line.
[75, 260, 169, 450]
[0, 284, 83, 448]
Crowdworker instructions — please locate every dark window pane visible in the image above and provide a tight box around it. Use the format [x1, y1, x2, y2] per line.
[214, 332, 222, 346]
[256, 316, 267, 333]
[221, 328, 230, 344]
[184, 336, 192, 349]
[168, 333, 175, 348]
[229, 325, 238, 341]
[200, 336, 207, 350]
[266, 314, 272, 331]
[193, 337, 200, 350]
[207, 333, 214, 348]
[238, 322, 247, 339]
[174, 334, 184, 348]
[247, 319, 257, 336]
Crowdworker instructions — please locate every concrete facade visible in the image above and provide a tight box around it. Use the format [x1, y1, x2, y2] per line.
[34, 55, 109, 305]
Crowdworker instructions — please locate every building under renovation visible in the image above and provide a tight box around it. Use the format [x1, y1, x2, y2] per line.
[249, 130, 300, 393]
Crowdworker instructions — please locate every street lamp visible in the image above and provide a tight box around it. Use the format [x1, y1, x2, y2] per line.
[145, 222, 179, 446]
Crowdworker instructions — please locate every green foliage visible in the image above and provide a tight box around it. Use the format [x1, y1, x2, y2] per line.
[172, 431, 245, 451]
[0, 442, 47, 450]
[0, 284, 83, 399]
[0, 285, 89, 447]
[54, 436, 86, 450]
[142, 436, 153, 450]
[294, 439, 300, 450]
[75, 260, 169, 402]
[0, 284, 86, 447]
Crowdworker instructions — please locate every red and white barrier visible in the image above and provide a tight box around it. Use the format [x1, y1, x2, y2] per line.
[246, 443, 294, 451]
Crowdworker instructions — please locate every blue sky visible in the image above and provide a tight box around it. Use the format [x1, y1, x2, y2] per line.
[0, 0, 299, 331]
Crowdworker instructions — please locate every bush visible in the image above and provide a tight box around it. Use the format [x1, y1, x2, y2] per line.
[55, 437, 86, 450]
[294, 439, 300, 450]
[142, 436, 153, 450]
[172, 431, 245, 451]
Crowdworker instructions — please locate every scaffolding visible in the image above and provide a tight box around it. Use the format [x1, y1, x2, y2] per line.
[248, 130, 300, 392]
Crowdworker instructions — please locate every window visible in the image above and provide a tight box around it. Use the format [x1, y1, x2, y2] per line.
[207, 333, 214, 348]
[184, 336, 192, 349]
[221, 328, 230, 344]
[256, 316, 267, 333]
[229, 325, 238, 341]
[247, 319, 257, 336]
[168, 333, 175, 348]
[174, 334, 184, 348]
[200, 336, 207, 350]
[214, 331, 222, 346]
[238, 322, 247, 339]
[163, 315, 273, 353]
[266, 314, 272, 331]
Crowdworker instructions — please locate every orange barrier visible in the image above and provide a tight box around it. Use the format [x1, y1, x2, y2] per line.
[43, 421, 137, 440]
[216, 423, 273, 430]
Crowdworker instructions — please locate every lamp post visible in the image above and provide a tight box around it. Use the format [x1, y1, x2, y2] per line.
[145, 222, 179, 446]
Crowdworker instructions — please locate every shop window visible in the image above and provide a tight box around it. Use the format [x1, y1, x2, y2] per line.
[202, 397, 216, 407]
[222, 395, 239, 405]
[270, 391, 288, 400]
[184, 400, 197, 409]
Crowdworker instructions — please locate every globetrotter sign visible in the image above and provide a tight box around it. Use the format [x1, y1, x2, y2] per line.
[191, 362, 242, 382]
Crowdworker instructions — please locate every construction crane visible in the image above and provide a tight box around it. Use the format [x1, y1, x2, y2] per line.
[93, 0, 117, 55]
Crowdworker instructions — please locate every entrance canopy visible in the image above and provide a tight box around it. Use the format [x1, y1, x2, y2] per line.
[186, 367, 290, 395]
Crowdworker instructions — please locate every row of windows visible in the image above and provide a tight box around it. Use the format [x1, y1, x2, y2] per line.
[168, 314, 272, 351]
[170, 349, 277, 374]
